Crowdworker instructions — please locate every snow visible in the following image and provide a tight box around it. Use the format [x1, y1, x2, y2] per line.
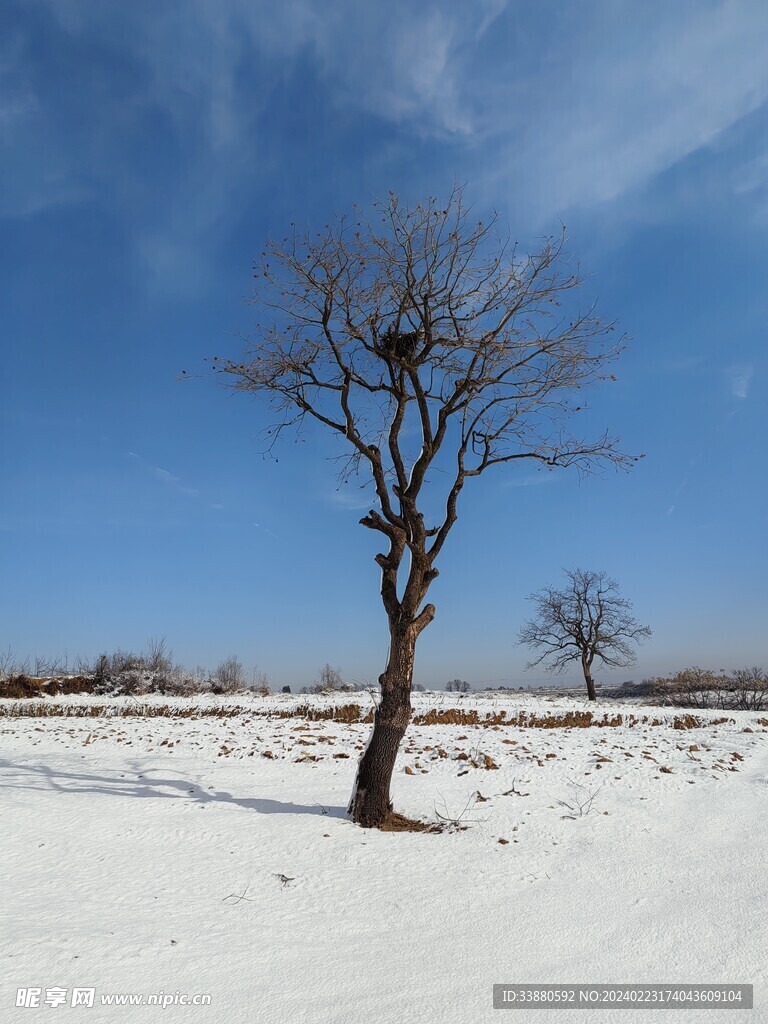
[2, 692, 766, 1023]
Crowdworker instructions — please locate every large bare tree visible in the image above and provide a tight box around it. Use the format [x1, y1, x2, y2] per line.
[518, 569, 652, 701]
[216, 186, 639, 828]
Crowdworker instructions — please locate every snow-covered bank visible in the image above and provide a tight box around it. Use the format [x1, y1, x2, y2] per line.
[0, 687, 761, 719]
[2, 696, 766, 1023]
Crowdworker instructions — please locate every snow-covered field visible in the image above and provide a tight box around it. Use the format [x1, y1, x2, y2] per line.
[2, 692, 766, 1023]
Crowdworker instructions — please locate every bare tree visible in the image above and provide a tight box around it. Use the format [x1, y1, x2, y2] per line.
[216, 186, 639, 828]
[518, 569, 651, 701]
[446, 679, 470, 692]
[215, 655, 246, 692]
[145, 635, 173, 675]
[313, 663, 345, 693]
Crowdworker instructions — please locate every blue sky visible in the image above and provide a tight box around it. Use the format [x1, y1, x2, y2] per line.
[2, 0, 766, 688]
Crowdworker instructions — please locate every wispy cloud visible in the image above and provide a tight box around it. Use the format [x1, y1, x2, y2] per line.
[149, 465, 180, 486]
[8, 0, 768, 285]
[127, 452, 199, 497]
[326, 488, 378, 512]
[732, 151, 768, 195]
[478, 1, 768, 220]
[728, 364, 753, 399]
[664, 450, 704, 516]
[252, 521, 279, 540]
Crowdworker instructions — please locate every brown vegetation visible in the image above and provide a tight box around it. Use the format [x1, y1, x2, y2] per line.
[0, 700, 744, 733]
[651, 667, 768, 711]
[0, 675, 98, 699]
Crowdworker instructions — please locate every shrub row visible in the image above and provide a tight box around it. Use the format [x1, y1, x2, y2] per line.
[649, 666, 768, 711]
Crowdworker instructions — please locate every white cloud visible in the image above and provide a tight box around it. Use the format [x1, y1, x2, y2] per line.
[252, 522, 279, 539]
[240, 0, 499, 137]
[149, 466, 179, 485]
[127, 452, 199, 496]
[326, 488, 377, 512]
[732, 152, 768, 195]
[478, 0, 768, 219]
[729, 364, 753, 399]
[11, 0, 768, 279]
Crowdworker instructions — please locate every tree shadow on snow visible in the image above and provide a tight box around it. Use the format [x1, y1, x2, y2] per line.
[0, 758, 349, 819]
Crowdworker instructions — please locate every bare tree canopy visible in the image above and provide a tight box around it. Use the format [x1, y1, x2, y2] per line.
[217, 186, 639, 827]
[518, 569, 652, 701]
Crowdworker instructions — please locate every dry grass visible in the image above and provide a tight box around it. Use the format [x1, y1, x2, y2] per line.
[0, 673, 185, 700]
[671, 714, 731, 730]
[375, 811, 444, 833]
[0, 675, 98, 699]
[0, 676, 43, 699]
[0, 700, 742, 735]
[274, 703, 374, 723]
[503, 710, 629, 729]
[0, 703, 243, 719]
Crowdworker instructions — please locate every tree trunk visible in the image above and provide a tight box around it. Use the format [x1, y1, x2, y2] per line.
[582, 660, 597, 702]
[349, 622, 418, 828]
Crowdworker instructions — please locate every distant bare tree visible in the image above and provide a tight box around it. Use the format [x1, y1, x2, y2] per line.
[731, 666, 768, 711]
[145, 635, 173, 675]
[215, 655, 246, 692]
[446, 679, 470, 692]
[519, 569, 651, 701]
[0, 647, 17, 680]
[216, 186, 639, 828]
[249, 666, 271, 695]
[314, 663, 345, 692]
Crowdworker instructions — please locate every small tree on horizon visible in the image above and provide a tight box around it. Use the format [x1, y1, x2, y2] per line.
[446, 679, 470, 692]
[314, 663, 345, 692]
[518, 569, 652, 701]
[215, 186, 639, 828]
[215, 655, 246, 692]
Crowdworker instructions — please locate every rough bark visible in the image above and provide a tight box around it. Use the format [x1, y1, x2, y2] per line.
[349, 622, 419, 827]
[584, 671, 597, 702]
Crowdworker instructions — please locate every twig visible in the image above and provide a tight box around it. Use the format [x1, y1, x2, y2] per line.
[222, 884, 256, 904]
